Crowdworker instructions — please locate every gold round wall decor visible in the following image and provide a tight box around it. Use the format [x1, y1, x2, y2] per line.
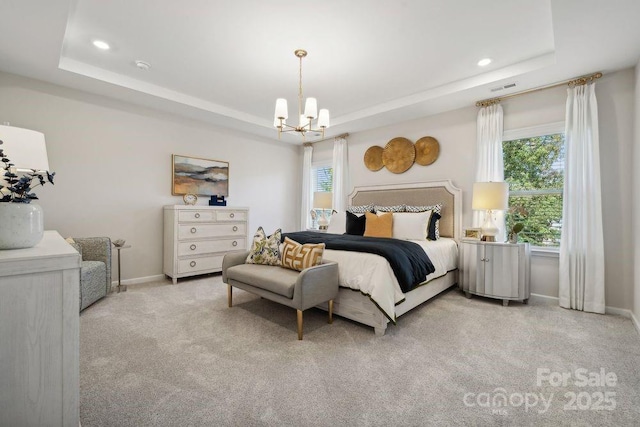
[364, 146, 384, 171]
[414, 136, 440, 166]
[382, 137, 415, 174]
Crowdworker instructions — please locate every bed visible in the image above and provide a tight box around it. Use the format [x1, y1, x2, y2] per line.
[308, 180, 462, 335]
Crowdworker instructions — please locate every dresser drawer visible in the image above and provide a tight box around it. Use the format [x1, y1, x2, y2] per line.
[178, 210, 217, 222]
[178, 238, 245, 256]
[216, 210, 247, 222]
[178, 255, 224, 274]
[178, 223, 246, 240]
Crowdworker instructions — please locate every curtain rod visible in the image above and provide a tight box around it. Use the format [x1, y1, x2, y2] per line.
[475, 72, 603, 107]
[303, 133, 349, 146]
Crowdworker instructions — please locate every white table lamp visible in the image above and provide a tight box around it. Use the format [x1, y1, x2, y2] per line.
[472, 182, 509, 242]
[0, 125, 49, 175]
[313, 192, 333, 230]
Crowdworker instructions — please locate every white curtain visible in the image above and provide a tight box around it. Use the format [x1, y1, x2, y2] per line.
[473, 104, 506, 242]
[332, 135, 350, 213]
[559, 83, 605, 313]
[301, 143, 313, 230]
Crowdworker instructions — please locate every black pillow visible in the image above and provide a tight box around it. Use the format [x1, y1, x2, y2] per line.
[346, 211, 367, 235]
[427, 212, 441, 240]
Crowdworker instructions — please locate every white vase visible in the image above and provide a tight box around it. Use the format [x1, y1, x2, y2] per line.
[0, 203, 44, 249]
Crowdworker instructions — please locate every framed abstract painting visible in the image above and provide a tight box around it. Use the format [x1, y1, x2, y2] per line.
[172, 155, 229, 197]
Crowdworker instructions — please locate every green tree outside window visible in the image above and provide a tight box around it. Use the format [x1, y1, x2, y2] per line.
[503, 133, 564, 247]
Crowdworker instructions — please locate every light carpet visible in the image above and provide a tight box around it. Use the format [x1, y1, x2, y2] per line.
[80, 275, 640, 426]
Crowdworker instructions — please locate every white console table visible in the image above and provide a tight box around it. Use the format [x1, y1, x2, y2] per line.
[0, 231, 81, 426]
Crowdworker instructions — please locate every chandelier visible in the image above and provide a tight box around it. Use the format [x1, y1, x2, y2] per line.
[274, 49, 330, 139]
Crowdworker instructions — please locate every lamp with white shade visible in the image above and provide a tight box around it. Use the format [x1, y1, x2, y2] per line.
[312, 191, 333, 230]
[0, 124, 53, 249]
[472, 181, 509, 242]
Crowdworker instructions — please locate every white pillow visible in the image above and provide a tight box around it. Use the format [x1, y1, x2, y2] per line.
[392, 211, 432, 240]
[326, 211, 346, 234]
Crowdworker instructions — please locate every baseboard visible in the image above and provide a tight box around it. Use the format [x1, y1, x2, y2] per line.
[110, 274, 166, 289]
[529, 293, 634, 319]
[529, 293, 560, 304]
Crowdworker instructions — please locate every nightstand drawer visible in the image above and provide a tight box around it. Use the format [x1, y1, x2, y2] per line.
[178, 223, 246, 240]
[178, 255, 224, 273]
[216, 210, 247, 222]
[178, 210, 216, 222]
[178, 238, 245, 256]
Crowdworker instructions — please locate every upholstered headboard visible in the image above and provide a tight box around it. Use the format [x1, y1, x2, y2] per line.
[349, 180, 462, 240]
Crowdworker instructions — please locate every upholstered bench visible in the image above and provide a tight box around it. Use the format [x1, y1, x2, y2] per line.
[222, 250, 339, 340]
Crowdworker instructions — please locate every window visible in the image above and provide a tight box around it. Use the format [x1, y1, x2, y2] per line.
[503, 123, 565, 248]
[310, 163, 333, 228]
[312, 164, 333, 193]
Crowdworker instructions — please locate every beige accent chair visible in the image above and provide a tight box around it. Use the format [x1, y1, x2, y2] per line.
[67, 237, 112, 311]
[222, 251, 339, 340]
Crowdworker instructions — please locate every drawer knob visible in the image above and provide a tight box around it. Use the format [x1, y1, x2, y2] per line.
[195, 213, 200, 218]
[232, 226, 238, 232]
[190, 227, 197, 234]
[230, 213, 235, 218]
[232, 241, 238, 247]
[190, 244, 197, 251]
[190, 261, 196, 267]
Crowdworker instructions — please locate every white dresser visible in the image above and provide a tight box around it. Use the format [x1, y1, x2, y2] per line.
[459, 240, 530, 306]
[0, 230, 81, 426]
[163, 205, 249, 284]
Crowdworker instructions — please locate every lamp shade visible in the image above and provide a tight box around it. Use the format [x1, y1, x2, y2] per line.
[317, 109, 330, 128]
[472, 182, 509, 211]
[274, 98, 288, 120]
[304, 98, 318, 119]
[313, 191, 333, 209]
[0, 125, 49, 172]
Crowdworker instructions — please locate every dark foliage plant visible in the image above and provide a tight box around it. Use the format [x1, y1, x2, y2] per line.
[0, 139, 55, 203]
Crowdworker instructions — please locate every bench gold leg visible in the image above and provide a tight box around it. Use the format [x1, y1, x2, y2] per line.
[328, 299, 334, 324]
[227, 284, 232, 307]
[297, 310, 303, 340]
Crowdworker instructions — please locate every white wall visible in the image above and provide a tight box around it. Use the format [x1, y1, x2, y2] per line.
[0, 71, 300, 282]
[312, 68, 636, 310]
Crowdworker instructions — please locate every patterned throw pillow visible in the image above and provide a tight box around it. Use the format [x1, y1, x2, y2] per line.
[375, 204, 405, 213]
[363, 212, 393, 238]
[281, 237, 325, 272]
[406, 203, 443, 239]
[246, 227, 282, 266]
[346, 204, 374, 214]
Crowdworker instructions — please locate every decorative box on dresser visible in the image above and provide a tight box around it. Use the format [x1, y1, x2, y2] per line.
[164, 206, 249, 284]
[0, 230, 81, 427]
[459, 240, 530, 306]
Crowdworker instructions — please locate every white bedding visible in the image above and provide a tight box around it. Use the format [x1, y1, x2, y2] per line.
[321, 237, 458, 321]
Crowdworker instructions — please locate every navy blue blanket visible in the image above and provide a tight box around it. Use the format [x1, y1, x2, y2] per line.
[282, 232, 434, 292]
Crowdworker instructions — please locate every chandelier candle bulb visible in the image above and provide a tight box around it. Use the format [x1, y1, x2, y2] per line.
[318, 109, 330, 129]
[304, 98, 318, 119]
[274, 98, 288, 120]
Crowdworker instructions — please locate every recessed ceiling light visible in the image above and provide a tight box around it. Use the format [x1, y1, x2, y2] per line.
[478, 58, 492, 67]
[92, 40, 110, 50]
[135, 60, 151, 70]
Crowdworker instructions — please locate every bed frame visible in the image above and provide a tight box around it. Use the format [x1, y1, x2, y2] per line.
[318, 180, 462, 335]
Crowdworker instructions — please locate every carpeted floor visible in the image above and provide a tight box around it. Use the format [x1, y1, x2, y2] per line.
[80, 275, 640, 426]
